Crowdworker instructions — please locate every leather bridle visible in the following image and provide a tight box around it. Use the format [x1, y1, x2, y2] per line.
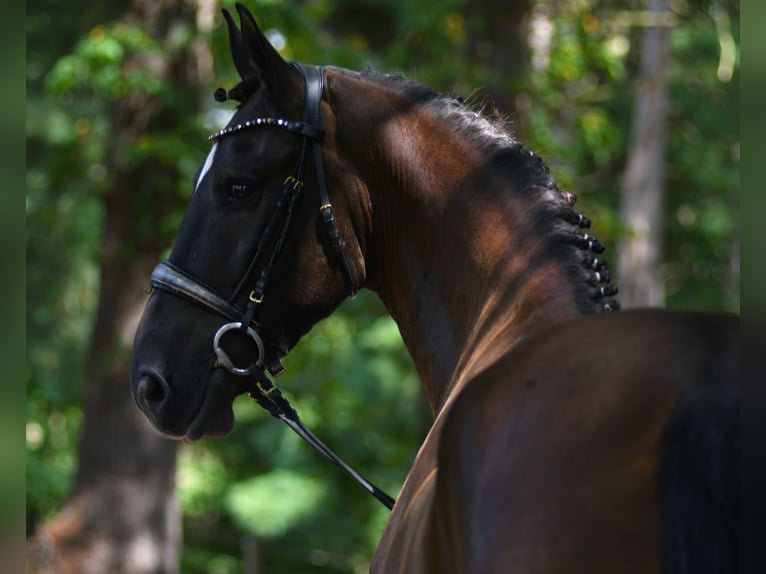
[147, 64, 395, 510]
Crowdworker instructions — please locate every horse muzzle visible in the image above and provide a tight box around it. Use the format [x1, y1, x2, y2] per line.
[132, 364, 241, 442]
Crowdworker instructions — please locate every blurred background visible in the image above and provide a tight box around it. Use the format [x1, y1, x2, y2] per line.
[26, 0, 739, 572]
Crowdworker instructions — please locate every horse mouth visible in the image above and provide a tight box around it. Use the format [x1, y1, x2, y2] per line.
[186, 366, 260, 441]
[134, 366, 248, 442]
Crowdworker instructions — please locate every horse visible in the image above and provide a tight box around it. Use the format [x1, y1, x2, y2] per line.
[130, 4, 739, 572]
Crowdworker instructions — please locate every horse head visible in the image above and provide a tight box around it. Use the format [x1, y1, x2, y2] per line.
[130, 3, 367, 441]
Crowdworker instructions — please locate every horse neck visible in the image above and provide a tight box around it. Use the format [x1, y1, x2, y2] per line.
[331, 72, 594, 413]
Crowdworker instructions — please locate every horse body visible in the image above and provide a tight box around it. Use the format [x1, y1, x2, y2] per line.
[130, 6, 738, 572]
[372, 310, 738, 573]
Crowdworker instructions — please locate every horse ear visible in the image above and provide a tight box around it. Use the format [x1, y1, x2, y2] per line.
[227, 2, 301, 97]
[221, 7, 253, 79]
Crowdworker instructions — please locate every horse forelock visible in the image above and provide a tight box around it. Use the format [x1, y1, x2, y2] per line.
[215, 75, 262, 105]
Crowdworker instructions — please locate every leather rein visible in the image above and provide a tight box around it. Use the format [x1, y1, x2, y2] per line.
[148, 64, 395, 510]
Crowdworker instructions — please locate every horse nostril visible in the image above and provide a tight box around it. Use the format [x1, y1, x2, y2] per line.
[132, 371, 187, 439]
[136, 373, 169, 410]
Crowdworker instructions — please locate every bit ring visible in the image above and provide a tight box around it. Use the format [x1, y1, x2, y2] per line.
[213, 322, 265, 376]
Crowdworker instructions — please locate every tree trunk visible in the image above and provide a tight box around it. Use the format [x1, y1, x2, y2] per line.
[27, 1, 214, 571]
[27, 256, 181, 574]
[616, 0, 671, 308]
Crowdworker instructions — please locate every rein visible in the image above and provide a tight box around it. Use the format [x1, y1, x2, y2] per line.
[148, 64, 395, 511]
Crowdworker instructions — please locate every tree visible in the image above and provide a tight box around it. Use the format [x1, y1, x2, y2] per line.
[616, 0, 672, 307]
[27, 0, 214, 571]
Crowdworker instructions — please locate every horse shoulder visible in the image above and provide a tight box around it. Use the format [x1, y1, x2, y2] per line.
[430, 308, 738, 573]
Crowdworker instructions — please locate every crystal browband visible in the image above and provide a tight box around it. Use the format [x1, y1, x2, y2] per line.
[209, 117, 324, 142]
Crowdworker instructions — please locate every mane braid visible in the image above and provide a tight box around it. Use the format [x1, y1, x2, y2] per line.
[496, 144, 621, 313]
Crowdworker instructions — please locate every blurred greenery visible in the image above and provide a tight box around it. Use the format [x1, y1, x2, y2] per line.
[27, 0, 739, 572]
[2, 0, 26, 564]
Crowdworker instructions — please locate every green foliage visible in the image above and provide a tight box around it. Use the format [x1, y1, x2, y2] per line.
[26, 4, 205, 532]
[517, 1, 738, 311]
[663, 12, 739, 310]
[25, 400, 82, 526]
[27, 43, 106, 526]
[522, 1, 633, 192]
[27, 0, 738, 570]
[224, 469, 327, 538]
[46, 24, 164, 98]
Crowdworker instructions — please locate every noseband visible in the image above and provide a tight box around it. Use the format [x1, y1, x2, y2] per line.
[147, 65, 395, 510]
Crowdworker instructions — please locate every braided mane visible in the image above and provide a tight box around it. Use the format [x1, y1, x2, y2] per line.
[360, 67, 620, 313]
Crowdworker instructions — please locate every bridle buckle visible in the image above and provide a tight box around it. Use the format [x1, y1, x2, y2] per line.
[249, 290, 263, 304]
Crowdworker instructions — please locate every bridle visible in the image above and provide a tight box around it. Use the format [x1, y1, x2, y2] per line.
[152, 64, 355, 377]
[147, 64, 395, 510]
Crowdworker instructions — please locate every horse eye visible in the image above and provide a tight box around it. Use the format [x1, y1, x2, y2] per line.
[230, 183, 252, 199]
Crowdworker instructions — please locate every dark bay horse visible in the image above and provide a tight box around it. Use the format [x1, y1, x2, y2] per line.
[130, 4, 739, 572]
